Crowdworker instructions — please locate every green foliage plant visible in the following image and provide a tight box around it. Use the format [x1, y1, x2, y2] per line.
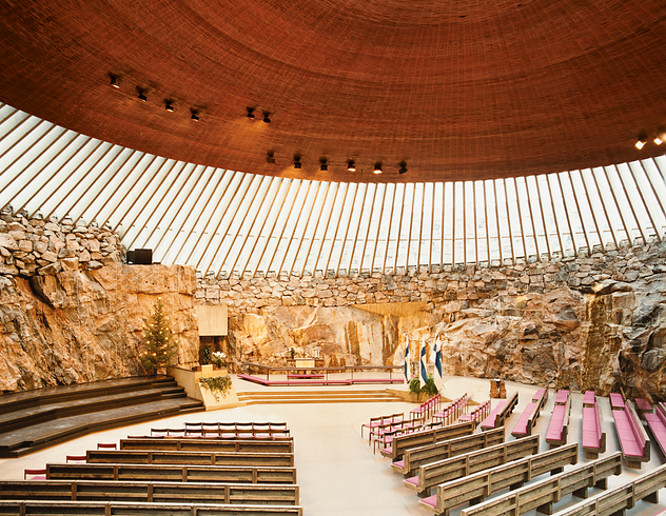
[409, 375, 439, 396]
[199, 375, 232, 401]
[140, 298, 178, 375]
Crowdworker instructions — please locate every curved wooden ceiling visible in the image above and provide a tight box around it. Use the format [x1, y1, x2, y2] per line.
[0, 0, 665, 182]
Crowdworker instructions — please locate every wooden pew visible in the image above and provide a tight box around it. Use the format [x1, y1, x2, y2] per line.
[510, 388, 547, 438]
[459, 452, 622, 516]
[479, 392, 518, 431]
[391, 427, 504, 477]
[379, 421, 475, 460]
[410, 394, 442, 420]
[371, 418, 425, 452]
[360, 412, 405, 441]
[549, 462, 666, 515]
[610, 394, 651, 468]
[151, 422, 290, 438]
[419, 442, 578, 516]
[0, 500, 303, 515]
[546, 391, 571, 448]
[120, 437, 293, 454]
[634, 397, 653, 419]
[581, 390, 606, 459]
[0, 479, 299, 505]
[405, 435, 539, 498]
[644, 401, 666, 456]
[432, 394, 468, 425]
[459, 400, 491, 427]
[46, 462, 297, 484]
[86, 449, 294, 467]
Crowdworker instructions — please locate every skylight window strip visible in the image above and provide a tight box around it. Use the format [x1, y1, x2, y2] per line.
[28, 139, 105, 220]
[500, 178, 515, 263]
[43, 142, 115, 222]
[228, 176, 284, 277]
[381, 183, 398, 275]
[641, 160, 666, 224]
[553, 172, 577, 255]
[393, 183, 406, 273]
[511, 177, 530, 260]
[276, 180, 315, 276]
[131, 160, 191, 252]
[171, 168, 230, 266]
[524, 176, 543, 260]
[334, 182, 361, 276]
[404, 182, 416, 271]
[358, 183, 379, 274]
[602, 165, 633, 246]
[0, 110, 32, 147]
[429, 182, 436, 271]
[323, 182, 351, 275]
[151, 164, 208, 262]
[566, 170, 593, 253]
[370, 183, 389, 274]
[158, 165, 215, 265]
[346, 182, 369, 274]
[588, 167, 618, 249]
[629, 161, 662, 241]
[577, 169, 605, 252]
[257, 179, 303, 277]
[529, 176, 551, 259]
[0, 118, 46, 162]
[308, 182, 340, 276]
[540, 174, 564, 257]
[198, 172, 252, 275]
[614, 163, 647, 243]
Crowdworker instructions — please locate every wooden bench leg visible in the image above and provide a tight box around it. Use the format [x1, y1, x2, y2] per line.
[537, 501, 553, 515]
[572, 486, 588, 499]
[584, 451, 598, 460]
[643, 491, 659, 504]
[594, 478, 608, 490]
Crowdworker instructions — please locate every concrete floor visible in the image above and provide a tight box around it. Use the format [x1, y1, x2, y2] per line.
[0, 374, 664, 515]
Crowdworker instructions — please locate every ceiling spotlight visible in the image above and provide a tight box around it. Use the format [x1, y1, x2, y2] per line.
[293, 154, 302, 169]
[635, 131, 648, 150]
[262, 111, 271, 123]
[399, 161, 408, 174]
[655, 127, 666, 145]
[347, 159, 356, 172]
[266, 150, 276, 164]
[319, 158, 328, 171]
[109, 73, 121, 89]
[373, 162, 383, 174]
[246, 107, 255, 120]
[164, 100, 175, 112]
[190, 108, 200, 121]
[137, 88, 147, 102]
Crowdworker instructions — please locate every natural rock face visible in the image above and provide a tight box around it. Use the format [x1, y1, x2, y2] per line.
[0, 211, 198, 392]
[200, 240, 666, 400]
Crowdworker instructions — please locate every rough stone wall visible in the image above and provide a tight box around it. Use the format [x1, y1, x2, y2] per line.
[0, 212, 198, 392]
[198, 241, 666, 399]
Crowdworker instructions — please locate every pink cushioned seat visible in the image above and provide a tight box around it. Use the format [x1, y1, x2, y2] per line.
[420, 494, 437, 508]
[404, 475, 419, 486]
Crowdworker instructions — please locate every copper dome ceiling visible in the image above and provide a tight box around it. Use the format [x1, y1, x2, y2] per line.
[0, 0, 664, 182]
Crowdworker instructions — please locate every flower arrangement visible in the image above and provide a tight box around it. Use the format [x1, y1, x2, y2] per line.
[211, 351, 226, 367]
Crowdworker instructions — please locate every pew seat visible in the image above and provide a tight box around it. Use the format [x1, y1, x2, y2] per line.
[546, 394, 570, 447]
[611, 401, 650, 468]
[644, 402, 666, 456]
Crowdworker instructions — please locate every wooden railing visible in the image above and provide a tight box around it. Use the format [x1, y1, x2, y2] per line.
[243, 362, 402, 380]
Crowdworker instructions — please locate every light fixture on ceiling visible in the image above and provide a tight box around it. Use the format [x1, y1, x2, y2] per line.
[373, 162, 383, 174]
[293, 154, 302, 169]
[137, 87, 147, 102]
[263, 111, 271, 123]
[319, 158, 328, 171]
[109, 73, 121, 89]
[246, 107, 255, 120]
[347, 159, 356, 172]
[398, 161, 408, 174]
[267, 150, 276, 163]
[164, 100, 175, 112]
[655, 127, 666, 145]
[635, 131, 648, 150]
[190, 108, 200, 121]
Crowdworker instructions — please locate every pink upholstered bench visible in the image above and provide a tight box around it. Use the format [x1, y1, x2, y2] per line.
[546, 396, 570, 447]
[609, 392, 625, 410]
[612, 402, 650, 468]
[581, 400, 606, 459]
[634, 397, 653, 418]
[554, 389, 569, 405]
[420, 494, 437, 510]
[644, 402, 666, 456]
[582, 390, 596, 407]
[480, 400, 507, 430]
[511, 402, 536, 438]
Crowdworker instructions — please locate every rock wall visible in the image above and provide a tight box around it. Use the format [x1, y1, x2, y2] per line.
[198, 241, 666, 399]
[0, 212, 198, 392]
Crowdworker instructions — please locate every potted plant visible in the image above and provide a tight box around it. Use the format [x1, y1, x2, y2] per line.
[211, 351, 226, 369]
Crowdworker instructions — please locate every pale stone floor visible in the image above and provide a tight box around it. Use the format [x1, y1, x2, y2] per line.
[0, 374, 665, 515]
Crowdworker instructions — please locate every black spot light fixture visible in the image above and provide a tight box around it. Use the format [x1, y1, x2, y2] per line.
[247, 107, 255, 120]
[347, 159, 356, 172]
[319, 157, 328, 171]
[262, 111, 271, 123]
[137, 87, 147, 102]
[109, 73, 121, 88]
[293, 154, 302, 169]
[164, 99, 175, 112]
[399, 161, 408, 174]
[190, 108, 200, 121]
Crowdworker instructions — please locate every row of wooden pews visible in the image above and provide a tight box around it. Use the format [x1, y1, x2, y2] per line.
[363, 387, 666, 515]
[3, 421, 302, 515]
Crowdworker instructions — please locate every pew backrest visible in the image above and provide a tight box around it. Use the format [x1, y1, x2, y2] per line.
[546, 395, 570, 447]
[120, 438, 293, 454]
[382, 420, 475, 460]
[480, 392, 518, 431]
[86, 449, 295, 467]
[46, 463, 298, 484]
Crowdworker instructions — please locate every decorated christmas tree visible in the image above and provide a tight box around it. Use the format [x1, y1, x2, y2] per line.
[140, 298, 178, 375]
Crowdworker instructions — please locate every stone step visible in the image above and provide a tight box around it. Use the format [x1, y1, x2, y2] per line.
[237, 390, 405, 404]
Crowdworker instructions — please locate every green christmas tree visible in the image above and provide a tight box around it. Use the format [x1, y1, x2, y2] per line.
[140, 298, 178, 375]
